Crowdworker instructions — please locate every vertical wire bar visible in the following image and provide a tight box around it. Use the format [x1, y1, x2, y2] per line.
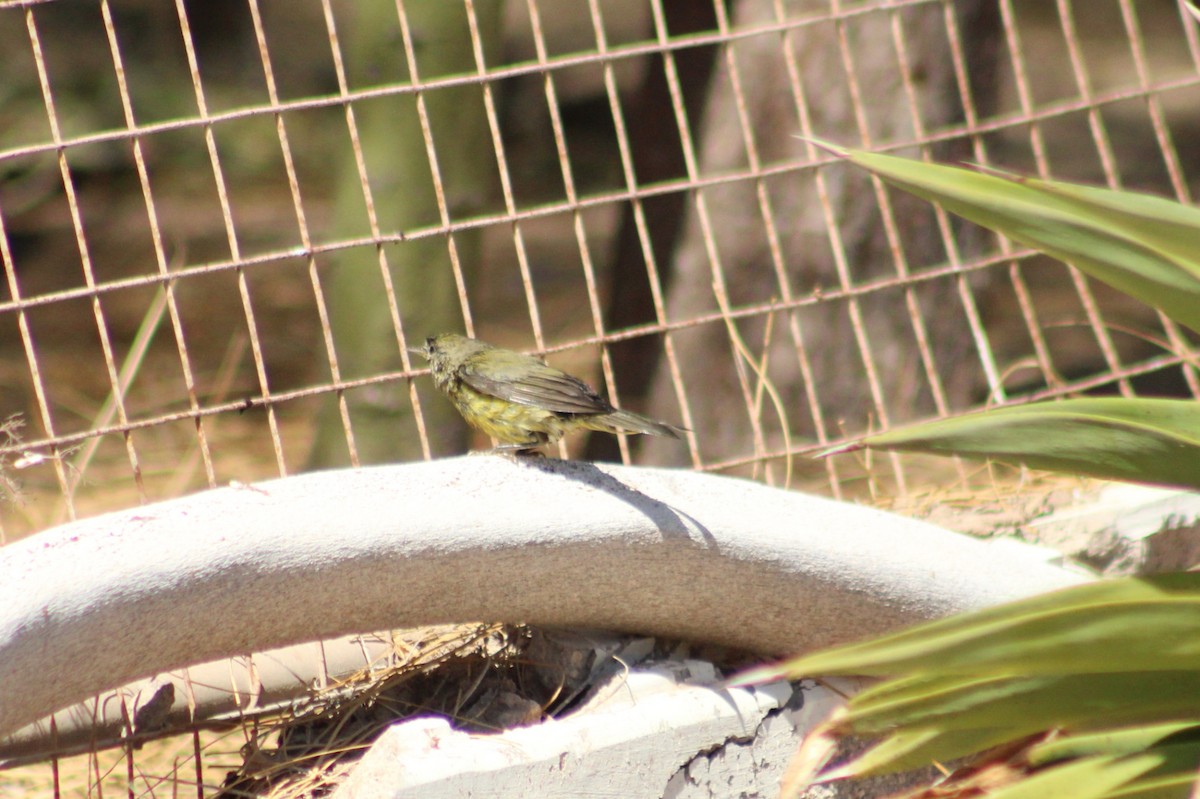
[770, 0, 845, 497]
[394, 0, 478, 338]
[1113, 0, 1200, 396]
[524, 0, 632, 463]
[1178, 0, 1200, 70]
[463, 0, 566, 460]
[899, 2, 1008, 407]
[27, 10, 147, 502]
[173, 0, 289, 475]
[825, 0, 907, 493]
[586, 0, 703, 469]
[867, 5, 956, 416]
[709, 0, 793, 484]
[1049, 0, 1195, 389]
[881, 0, 979, 483]
[464, 0, 544, 348]
[120, 695, 135, 797]
[647, 0, 777, 472]
[0, 176, 74, 516]
[49, 718, 60, 798]
[998, 0, 1133, 398]
[941, 0, 1061, 395]
[99, 0, 217, 489]
[318, 0, 432, 460]
[997, 0, 1049, 169]
[1056, 0, 1137, 395]
[191, 727, 203, 799]
[88, 740, 100, 796]
[1117, 0, 1192, 203]
[247, 0, 361, 467]
[885, 0, 1000, 420]
[1055, 0, 1122, 189]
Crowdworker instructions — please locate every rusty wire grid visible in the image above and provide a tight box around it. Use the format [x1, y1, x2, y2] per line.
[2, 0, 1200, 794]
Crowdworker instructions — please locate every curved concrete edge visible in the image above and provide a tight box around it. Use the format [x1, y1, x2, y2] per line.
[0, 457, 1088, 740]
[0, 634, 401, 764]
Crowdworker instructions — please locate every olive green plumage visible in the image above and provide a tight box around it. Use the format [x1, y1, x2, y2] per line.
[412, 333, 684, 451]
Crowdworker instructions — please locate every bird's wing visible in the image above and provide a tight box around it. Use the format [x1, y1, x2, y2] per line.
[460, 358, 614, 414]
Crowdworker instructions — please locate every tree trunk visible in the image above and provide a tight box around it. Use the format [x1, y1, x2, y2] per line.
[639, 0, 999, 471]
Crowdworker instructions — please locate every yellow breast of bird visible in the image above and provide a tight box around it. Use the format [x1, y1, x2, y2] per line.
[449, 383, 568, 445]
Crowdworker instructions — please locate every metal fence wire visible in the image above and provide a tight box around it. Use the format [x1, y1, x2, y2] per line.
[0, 0, 1198, 788]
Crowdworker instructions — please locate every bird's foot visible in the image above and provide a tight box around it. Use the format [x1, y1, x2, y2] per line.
[475, 444, 546, 458]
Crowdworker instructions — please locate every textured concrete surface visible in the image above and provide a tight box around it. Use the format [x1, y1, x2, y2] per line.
[1029, 483, 1200, 574]
[331, 661, 924, 799]
[332, 661, 819, 799]
[0, 457, 1087, 739]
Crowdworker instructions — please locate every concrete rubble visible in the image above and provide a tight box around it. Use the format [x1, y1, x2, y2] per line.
[1028, 483, 1200, 574]
[333, 650, 914, 799]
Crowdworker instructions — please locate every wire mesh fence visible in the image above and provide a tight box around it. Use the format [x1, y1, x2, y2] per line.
[1, 0, 1199, 793]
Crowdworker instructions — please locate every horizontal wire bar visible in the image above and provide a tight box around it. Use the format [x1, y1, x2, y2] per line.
[1, 12, 1195, 167]
[10, 242, 1180, 461]
[702, 349, 1200, 475]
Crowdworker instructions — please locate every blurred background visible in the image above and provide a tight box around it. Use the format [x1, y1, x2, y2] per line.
[0, 0, 1198, 531]
[2, 1, 1200, 795]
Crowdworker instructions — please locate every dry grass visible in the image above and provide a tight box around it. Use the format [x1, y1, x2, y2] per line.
[1, 624, 547, 799]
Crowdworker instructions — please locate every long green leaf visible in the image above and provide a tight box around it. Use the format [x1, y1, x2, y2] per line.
[825, 673, 1200, 774]
[746, 579, 1200, 790]
[1109, 768, 1200, 799]
[843, 672, 1200, 736]
[735, 574, 1200, 683]
[829, 717, 1200, 785]
[818, 725, 1006, 779]
[772, 145, 1200, 797]
[1063, 736, 1200, 799]
[822, 398, 1200, 490]
[1028, 723, 1200, 766]
[980, 755, 1164, 799]
[1048, 732, 1200, 799]
[817, 142, 1200, 333]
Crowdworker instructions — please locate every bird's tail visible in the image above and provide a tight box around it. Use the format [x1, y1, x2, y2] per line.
[587, 409, 685, 439]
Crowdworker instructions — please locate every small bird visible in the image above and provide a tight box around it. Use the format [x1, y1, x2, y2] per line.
[411, 333, 685, 453]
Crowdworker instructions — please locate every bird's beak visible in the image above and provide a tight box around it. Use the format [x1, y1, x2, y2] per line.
[408, 346, 426, 357]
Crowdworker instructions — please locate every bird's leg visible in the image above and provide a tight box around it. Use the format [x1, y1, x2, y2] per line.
[484, 443, 546, 457]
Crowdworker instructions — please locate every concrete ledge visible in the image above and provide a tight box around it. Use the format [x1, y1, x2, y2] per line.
[0, 457, 1086, 740]
[333, 661, 825, 799]
[1030, 483, 1200, 573]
